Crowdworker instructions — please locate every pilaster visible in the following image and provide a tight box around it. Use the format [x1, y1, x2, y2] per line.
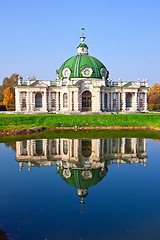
[122, 92, 126, 111]
[144, 92, 148, 111]
[118, 92, 121, 111]
[101, 90, 105, 111]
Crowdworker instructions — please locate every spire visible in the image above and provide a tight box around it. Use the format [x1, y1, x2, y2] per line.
[80, 27, 86, 43]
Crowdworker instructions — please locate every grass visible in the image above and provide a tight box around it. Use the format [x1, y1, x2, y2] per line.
[1, 129, 160, 143]
[0, 113, 160, 131]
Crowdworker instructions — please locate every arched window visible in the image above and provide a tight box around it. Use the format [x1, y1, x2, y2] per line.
[22, 92, 26, 108]
[81, 139, 92, 158]
[63, 140, 68, 155]
[63, 93, 68, 107]
[82, 91, 92, 111]
[35, 92, 42, 108]
[51, 92, 56, 108]
[126, 93, 132, 108]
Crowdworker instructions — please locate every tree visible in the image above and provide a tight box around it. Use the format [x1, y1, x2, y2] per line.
[0, 73, 19, 109]
[2, 73, 19, 90]
[0, 86, 3, 103]
[148, 83, 160, 104]
[2, 87, 15, 110]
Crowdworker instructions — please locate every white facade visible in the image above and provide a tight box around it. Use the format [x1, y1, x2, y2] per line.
[15, 77, 149, 113]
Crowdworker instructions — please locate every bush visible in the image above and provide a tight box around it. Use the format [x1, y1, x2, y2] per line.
[0, 105, 7, 111]
[6, 105, 15, 111]
[148, 104, 160, 111]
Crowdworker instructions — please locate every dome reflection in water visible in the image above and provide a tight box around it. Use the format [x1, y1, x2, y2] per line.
[16, 137, 147, 212]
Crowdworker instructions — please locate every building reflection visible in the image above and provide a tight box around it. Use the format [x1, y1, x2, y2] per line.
[15, 138, 147, 212]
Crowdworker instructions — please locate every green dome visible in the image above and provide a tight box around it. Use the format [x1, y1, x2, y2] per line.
[56, 55, 109, 79]
[57, 168, 107, 190]
[77, 43, 88, 48]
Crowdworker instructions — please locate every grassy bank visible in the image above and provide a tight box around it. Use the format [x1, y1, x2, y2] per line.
[0, 113, 160, 131]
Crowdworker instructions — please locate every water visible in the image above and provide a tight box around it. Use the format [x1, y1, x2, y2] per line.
[0, 132, 160, 240]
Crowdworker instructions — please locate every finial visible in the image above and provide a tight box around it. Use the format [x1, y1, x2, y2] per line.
[80, 27, 86, 43]
[81, 27, 85, 37]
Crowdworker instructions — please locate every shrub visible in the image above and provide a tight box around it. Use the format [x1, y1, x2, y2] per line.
[148, 104, 160, 111]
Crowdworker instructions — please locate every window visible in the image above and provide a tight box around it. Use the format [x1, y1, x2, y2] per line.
[35, 92, 42, 108]
[126, 93, 132, 108]
[63, 93, 68, 107]
[22, 99, 26, 108]
[22, 92, 26, 108]
[36, 140, 43, 155]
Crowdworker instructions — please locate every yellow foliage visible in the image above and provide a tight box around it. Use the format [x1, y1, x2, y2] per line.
[148, 83, 160, 104]
[3, 87, 15, 106]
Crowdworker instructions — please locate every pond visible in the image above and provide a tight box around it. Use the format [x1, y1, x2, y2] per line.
[0, 131, 160, 240]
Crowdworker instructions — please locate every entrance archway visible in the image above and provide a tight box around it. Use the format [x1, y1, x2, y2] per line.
[82, 90, 92, 111]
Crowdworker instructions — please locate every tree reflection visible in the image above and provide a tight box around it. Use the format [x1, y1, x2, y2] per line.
[0, 229, 8, 240]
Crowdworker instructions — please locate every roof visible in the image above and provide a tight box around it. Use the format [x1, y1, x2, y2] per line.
[77, 43, 88, 48]
[57, 55, 109, 79]
[57, 168, 107, 190]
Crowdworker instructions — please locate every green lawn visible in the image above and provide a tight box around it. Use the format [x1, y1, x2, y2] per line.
[0, 113, 160, 130]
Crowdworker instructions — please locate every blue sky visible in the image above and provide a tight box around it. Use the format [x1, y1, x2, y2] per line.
[0, 0, 160, 86]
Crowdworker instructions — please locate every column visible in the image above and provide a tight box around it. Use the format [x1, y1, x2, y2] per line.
[118, 92, 121, 111]
[97, 139, 100, 157]
[110, 139, 113, 153]
[27, 91, 30, 111]
[69, 91, 72, 111]
[107, 93, 109, 109]
[102, 91, 105, 111]
[75, 91, 79, 111]
[48, 91, 51, 111]
[44, 139, 47, 156]
[117, 138, 120, 154]
[137, 92, 140, 110]
[121, 138, 125, 154]
[31, 140, 34, 156]
[97, 90, 101, 112]
[135, 92, 138, 111]
[75, 139, 78, 158]
[27, 140, 30, 156]
[133, 138, 137, 154]
[16, 90, 21, 112]
[110, 92, 113, 111]
[60, 92, 63, 111]
[43, 90, 47, 112]
[56, 92, 59, 111]
[30, 92, 33, 111]
[144, 138, 146, 152]
[144, 92, 148, 111]
[122, 92, 126, 111]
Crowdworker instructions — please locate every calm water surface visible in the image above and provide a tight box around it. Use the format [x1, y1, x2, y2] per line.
[0, 133, 160, 240]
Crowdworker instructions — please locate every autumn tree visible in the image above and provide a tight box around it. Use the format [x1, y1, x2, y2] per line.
[0, 73, 19, 110]
[148, 83, 160, 111]
[2, 73, 19, 90]
[148, 83, 160, 104]
[2, 87, 15, 110]
[0, 86, 3, 103]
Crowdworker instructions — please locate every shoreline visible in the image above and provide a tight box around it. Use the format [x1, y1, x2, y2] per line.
[0, 126, 160, 136]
